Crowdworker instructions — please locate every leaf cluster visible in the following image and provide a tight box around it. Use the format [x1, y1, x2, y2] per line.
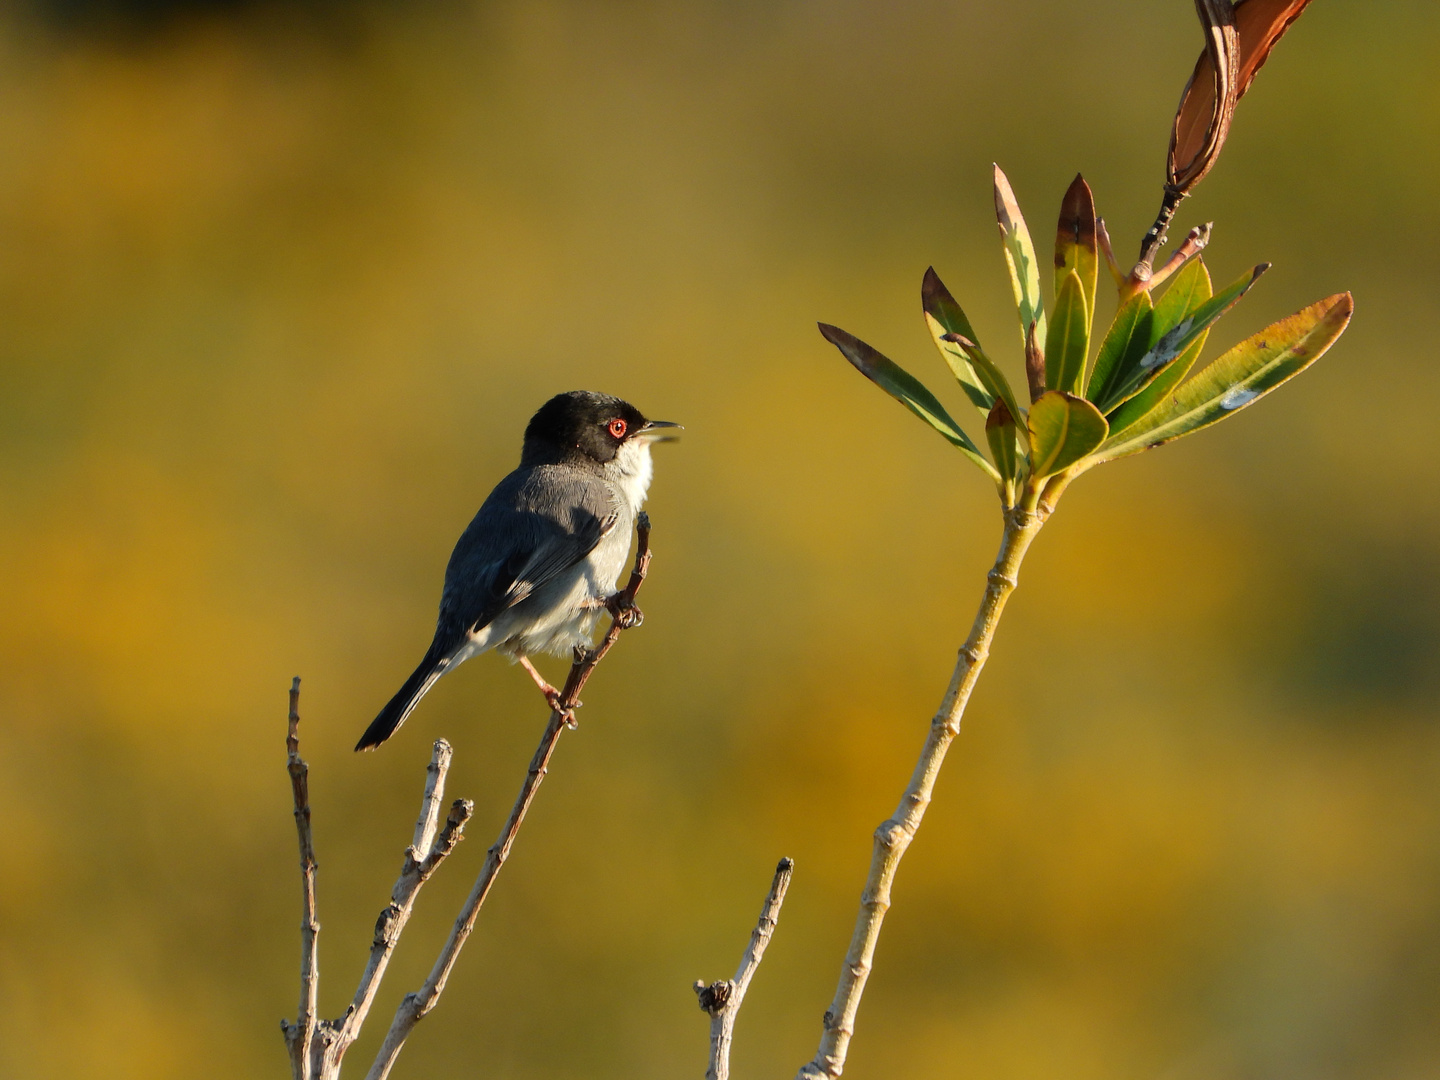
[820, 166, 1352, 515]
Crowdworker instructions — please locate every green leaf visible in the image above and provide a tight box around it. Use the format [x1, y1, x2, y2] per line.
[1153, 253, 1215, 334]
[1086, 290, 1154, 405]
[819, 322, 1001, 481]
[1095, 292, 1353, 461]
[1044, 269, 1090, 395]
[1106, 257, 1213, 439]
[985, 400, 1021, 507]
[1054, 174, 1098, 337]
[1027, 391, 1109, 479]
[922, 269, 1028, 446]
[994, 164, 1047, 357]
[921, 267, 992, 416]
[1094, 263, 1268, 413]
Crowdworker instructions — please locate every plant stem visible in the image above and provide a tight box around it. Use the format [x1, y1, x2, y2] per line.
[694, 858, 795, 1080]
[281, 677, 320, 1080]
[795, 508, 1045, 1079]
[281, 693, 473, 1080]
[1136, 187, 1185, 276]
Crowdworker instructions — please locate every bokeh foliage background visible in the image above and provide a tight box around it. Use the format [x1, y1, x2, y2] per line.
[0, 1, 1437, 1077]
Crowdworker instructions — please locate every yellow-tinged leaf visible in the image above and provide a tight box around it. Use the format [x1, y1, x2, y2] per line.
[1153, 253, 1216, 330]
[818, 322, 1001, 481]
[1027, 391, 1108, 480]
[994, 164, 1047, 357]
[922, 267, 993, 417]
[1093, 263, 1266, 414]
[1097, 292, 1353, 460]
[923, 270, 1027, 447]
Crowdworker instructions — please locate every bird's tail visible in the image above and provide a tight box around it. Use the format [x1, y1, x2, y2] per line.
[355, 645, 452, 751]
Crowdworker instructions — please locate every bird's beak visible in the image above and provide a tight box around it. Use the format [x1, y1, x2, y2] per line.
[637, 420, 683, 443]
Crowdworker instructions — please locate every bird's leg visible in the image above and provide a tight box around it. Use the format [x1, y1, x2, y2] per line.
[517, 655, 566, 714]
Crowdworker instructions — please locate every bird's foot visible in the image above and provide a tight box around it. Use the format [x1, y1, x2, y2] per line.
[518, 655, 570, 714]
[541, 682, 580, 720]
[605, 593, 645, 630]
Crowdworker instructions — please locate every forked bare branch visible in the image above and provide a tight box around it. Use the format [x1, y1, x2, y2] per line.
[281, 694, 473, 1079]
[694, 858, 795, 1080]
[335, 743, 473, 1059]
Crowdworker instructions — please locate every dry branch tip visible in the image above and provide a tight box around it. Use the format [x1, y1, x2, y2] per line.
[695, 856, 795, 1080]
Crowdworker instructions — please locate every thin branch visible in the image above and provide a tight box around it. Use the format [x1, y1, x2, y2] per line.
[1136, 187, 1187, 276]
[796, 508, 1046, 1079]
[332, 740, 474, 1061]
[1146, 222, 1213, 293]
[366, 513, 656, 1080]
[281, 677, 320, 1080]
[695, 858, 795, 1080]
[280, 688, 476, 1080]
[413, 743, 455, 854]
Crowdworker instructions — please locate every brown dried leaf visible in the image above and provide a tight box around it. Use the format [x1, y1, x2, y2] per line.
[1024, 320, 1046, 404]
[1170, 0, 1315, 192]
[1169, 0, 1240, 193]
[1235, 0, 1315, 96]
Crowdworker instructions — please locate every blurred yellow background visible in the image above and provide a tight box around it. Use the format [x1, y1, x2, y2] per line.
[0, 1, 1436, 1077]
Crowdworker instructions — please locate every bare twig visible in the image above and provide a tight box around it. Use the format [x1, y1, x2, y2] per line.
[281, 692, 474, 1080]
[366, 513, 656, 1080]
[1146, 222, 1213, 293]
[796, 508, 1045, 1079]
[281, 677, 320, 1080]
[332, 741, 474, 1062]
[694, 858, 795, 1080]
[1136, 188, 1187, 278]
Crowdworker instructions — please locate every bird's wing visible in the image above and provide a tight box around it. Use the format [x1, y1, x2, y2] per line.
[436, 465, 620, 641]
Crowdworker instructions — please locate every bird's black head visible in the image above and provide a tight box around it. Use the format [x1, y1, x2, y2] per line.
[521, 391, 653, 467]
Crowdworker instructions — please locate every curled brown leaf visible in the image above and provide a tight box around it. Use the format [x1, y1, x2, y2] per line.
[1169, 0, 1315, 193]
[1169, 0, 1240, 195]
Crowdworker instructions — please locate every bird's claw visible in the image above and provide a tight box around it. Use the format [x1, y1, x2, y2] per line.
[606, 594, 644, 630]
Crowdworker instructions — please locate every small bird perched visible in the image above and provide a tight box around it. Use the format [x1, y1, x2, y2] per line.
[356, 390, 680, 751]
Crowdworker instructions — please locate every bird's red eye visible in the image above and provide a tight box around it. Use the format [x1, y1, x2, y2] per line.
[607, 418, 627, 439]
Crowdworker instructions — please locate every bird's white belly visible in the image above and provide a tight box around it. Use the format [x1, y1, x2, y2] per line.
[463, 524, 633, 661]
[447, 442, 651, 669]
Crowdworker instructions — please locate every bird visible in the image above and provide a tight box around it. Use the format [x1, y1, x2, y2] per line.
[356, 390, 680, 751]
